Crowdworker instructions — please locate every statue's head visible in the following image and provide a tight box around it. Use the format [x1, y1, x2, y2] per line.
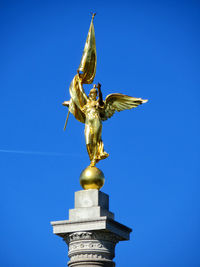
[89, 85, 97, 100]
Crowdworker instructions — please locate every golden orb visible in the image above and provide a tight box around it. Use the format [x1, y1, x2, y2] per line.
[80, 166, 105, 190]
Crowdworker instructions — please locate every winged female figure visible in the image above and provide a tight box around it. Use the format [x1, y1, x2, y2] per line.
[62, 14, 147, 167]
[63, 74, 147, 167]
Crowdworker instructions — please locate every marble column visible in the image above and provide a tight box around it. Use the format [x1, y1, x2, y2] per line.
[51, 189, 132, 267]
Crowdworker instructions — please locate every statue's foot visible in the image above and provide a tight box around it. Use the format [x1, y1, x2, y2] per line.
[90, 160, 96, 167]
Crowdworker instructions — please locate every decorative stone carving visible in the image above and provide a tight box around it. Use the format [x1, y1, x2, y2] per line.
[65, 232, 93, 243]
[64, 231, 119, 244]
[63, 231, 119, 266]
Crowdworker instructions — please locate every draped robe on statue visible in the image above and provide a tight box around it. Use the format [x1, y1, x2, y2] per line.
[67, 16, 108, 164]
[63, 15, 147, 166]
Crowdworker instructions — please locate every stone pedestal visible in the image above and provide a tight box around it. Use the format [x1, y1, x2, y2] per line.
[51, 190, 132, 267]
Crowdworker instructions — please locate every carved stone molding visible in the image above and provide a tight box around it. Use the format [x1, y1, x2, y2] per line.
[65, 232, 93, 244]
[63, 231, 118, 267]
[64, 231, 120, 244]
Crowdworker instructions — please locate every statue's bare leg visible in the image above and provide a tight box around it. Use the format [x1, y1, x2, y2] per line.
[90, 123, 101, 167]
[86, 144, 93, 161]
[90, 147, 97, 166]
[90, 139, 97, 167]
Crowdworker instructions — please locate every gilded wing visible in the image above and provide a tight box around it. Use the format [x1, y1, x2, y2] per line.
[101, 93, 148, 121]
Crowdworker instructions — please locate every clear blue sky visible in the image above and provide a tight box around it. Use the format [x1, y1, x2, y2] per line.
[0, 1, 199, 266]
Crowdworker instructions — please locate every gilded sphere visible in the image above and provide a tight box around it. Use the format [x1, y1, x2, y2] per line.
[80, 166, 105, 190]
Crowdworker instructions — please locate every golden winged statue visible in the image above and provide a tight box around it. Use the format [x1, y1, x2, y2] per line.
[63, 14, 148, 167]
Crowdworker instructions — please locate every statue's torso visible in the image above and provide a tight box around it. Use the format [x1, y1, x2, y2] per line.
[83, 100, 102, 123]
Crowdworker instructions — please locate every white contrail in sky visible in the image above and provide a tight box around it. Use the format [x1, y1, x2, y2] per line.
[0, 149, 80, 157]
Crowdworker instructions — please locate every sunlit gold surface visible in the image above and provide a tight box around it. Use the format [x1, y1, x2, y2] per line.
[80, 166, 105, 190]
[78, 13, 96, 84]
[63, 14, 148, 168]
